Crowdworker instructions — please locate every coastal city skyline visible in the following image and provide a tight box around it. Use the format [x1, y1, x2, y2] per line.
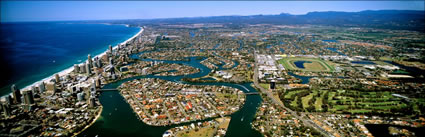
[1, 1, 424, 22]
[1, 1, 424, 137]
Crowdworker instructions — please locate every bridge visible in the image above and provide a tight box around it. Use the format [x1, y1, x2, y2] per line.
[245, 92, 260, 95]
[98, 88, 118, 91]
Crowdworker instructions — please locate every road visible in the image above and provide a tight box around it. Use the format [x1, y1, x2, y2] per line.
[253, 52, 332, 137]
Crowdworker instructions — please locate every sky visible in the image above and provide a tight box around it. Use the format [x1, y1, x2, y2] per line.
[1, 1, 424, 22]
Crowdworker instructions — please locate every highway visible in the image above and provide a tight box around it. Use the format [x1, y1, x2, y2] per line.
[253, 52, 333, 137]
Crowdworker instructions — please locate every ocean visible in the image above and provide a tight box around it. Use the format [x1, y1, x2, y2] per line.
[0, 22, 141, 96]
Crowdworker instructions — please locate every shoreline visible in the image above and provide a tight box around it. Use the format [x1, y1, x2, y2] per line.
[1, 25, 144, 98]
[72, 106, 103, 137]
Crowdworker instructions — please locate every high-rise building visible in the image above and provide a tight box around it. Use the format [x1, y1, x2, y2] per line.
[5, 95, 12, 105]
[86, 62, 91, 75]
[23, 90, 34, 105]
[95, 77, 101, 88]
[20, 96, 25, 105]
[96, 58, 102, 68]
[11, 84, 21, 104]
[55, 74, 60, 83]
[89, 97, 96, 108]
[109, 45, 113, 53]
[80, 64, 86, 73]
[46, 82, 57, 94]
[74, 64, 80, 73]
[270, 80, 276, 89]
[88, 54, 92, 68]
[38, 82, 45, 93]
[90, 81, 96, 93]
[92, 67, 98, 76]
[2, 103, 11, 117]
[92, 61, 98, 68]
[31, 86, 37, 94]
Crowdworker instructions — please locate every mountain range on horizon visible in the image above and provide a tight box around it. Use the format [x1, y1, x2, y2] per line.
[93, 10, 424, 32]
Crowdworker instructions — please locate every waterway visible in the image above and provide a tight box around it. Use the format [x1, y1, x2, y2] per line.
[288, 72, 312, 84]
[351, 61, 376, 65]
[322, 40, 338, 43]
[80, 52, 262, 137]
[326, 48, 346, 56]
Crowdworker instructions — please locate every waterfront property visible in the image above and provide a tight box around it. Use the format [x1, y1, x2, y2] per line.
[118, 78, 245, 126]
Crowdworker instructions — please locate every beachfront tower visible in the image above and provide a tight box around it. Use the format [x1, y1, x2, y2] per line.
[96, 58, 102, 68]
[11, 84, 21, 104]
[23, 90, 34, 105]
[88, 54, 92, 68]
[38, 82, 45, 93]
[31, 86, 37, 94]
[55, 74, 60, 83]
[5, 95, 12, 105]
[86, 62, 91, 75]
[46, 82, 57, 94]
[80, 64, 86, 73]
[109, 45, 113, 53]
[74, 64, 80, 73]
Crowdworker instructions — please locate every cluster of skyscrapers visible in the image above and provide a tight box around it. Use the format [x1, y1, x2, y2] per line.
[2, 84, 37, 117]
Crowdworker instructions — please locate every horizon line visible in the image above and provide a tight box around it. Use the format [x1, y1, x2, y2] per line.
[1, 9, 424, 23]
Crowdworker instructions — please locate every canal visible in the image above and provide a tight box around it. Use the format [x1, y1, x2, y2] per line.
[80, 53, 263, 137]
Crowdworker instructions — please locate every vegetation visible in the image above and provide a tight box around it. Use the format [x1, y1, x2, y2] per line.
[176, 126, 215, 137]
[280, 89, 424, 116]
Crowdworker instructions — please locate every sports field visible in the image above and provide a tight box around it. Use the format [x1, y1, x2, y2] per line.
[278, 57, 335, 72]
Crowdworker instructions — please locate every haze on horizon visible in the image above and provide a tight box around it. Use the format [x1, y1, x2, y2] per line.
[1, 1, 424, 22]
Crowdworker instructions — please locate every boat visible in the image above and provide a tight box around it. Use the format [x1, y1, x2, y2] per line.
[241, 117, 244, 121]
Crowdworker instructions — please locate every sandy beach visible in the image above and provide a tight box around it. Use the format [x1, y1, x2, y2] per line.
[10, 26, 144, 96]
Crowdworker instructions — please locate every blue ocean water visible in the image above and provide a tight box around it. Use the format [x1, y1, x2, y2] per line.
[0, 22, 140, 96]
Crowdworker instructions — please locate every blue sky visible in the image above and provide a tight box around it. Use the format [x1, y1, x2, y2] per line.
[1, 1, 424, 22]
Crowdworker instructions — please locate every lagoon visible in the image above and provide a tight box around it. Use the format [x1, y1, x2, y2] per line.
[293, 61, 312, 69]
